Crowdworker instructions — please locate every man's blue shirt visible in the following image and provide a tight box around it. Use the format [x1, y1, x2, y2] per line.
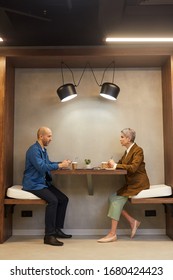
[22, 141, 59, 190]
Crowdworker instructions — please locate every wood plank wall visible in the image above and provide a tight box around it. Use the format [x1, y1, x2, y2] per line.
[162, 57, 173, 186]
[0, 57, 15, 243]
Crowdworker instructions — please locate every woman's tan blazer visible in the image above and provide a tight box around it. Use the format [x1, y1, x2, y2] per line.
[116, 143, 150, 197]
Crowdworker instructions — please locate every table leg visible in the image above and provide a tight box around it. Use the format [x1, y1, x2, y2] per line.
[86, 174, 93, 195]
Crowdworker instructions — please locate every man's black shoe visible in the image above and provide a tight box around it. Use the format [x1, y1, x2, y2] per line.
[44, 235, 64, 246]
[55, 228, 72, 238]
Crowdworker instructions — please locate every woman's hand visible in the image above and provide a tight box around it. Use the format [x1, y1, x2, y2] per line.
[108, 159, 115, 168]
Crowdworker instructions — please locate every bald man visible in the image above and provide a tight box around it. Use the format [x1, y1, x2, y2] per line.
[22, 127, 72, 246]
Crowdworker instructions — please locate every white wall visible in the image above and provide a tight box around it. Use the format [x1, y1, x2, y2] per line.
[13, 67, 165, 234]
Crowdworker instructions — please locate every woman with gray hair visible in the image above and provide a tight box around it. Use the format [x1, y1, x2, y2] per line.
[98, 128, 150, 243]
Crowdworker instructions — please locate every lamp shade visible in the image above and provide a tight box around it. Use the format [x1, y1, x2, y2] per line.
[100, 82, 120, 101]
[57, 83, 77, 102]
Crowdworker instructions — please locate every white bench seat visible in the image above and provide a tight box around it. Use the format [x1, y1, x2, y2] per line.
[131, 184, 172, 199]
[6, 185, 41, 200]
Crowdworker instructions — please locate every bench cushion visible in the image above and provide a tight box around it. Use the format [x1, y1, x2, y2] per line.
[131, 184, 172, 199]
[6, 185, 41, 199]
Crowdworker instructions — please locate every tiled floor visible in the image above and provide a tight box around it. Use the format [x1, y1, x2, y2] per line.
[0, 235, 173, 260]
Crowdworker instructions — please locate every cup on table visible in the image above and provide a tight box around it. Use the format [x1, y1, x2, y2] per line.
[72, 161, 78, 170]
[101, 161, 108, 169]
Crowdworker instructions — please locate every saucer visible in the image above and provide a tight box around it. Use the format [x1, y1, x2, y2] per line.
[105, 167, 115, 170]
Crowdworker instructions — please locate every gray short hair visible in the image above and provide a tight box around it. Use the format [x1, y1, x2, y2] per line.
[121, 128, 136, 142]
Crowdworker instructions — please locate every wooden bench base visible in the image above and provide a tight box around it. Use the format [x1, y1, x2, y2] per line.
[0, 198, 46, 244]
[130, 197, 173, 204]
[4, 198, 46, 205]
[129, 196, 173, 240]
[2, 196, 173, 242]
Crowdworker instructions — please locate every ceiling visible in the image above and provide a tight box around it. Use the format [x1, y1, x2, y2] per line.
[1, 0, 173, 47]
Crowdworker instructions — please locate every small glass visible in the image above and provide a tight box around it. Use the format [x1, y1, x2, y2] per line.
[72, 161, 78, 170]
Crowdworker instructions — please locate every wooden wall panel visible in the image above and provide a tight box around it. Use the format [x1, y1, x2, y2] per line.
[0, 57, 6, 243]
[0, 57, 15, 243]
[162, 57, 173, 187]
[4, 60, 15, 191]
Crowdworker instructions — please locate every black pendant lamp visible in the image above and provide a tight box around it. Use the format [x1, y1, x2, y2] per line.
[100, 82, 120, 101]
[56, 61, 120, 102]
[57, 83, 77, 102]
[57, 62, 78, 102]
[99, 61, 120, 101]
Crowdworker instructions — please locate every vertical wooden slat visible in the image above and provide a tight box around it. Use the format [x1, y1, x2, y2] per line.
[162, 56, 173, 239]
[0, 57, 6, 243]
[0, 57, 15, 243]
[162, 56, 173, 186]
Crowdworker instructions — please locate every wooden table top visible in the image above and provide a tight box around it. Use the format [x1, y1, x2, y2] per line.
[52, 168, 127, 175]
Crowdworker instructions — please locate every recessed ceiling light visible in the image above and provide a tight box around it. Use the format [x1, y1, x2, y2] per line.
[106, 37, 173, 43]
[140, 0, 173, 5]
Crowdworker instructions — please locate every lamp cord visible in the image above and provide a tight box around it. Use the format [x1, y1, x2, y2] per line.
[61, 61, 77, 86]
[76, 63, 88, 87]
[60, 61, 115, 87]
[72, 62, 101, 87]
[88, 64, 100, 86]
[100, 61, 115, 85]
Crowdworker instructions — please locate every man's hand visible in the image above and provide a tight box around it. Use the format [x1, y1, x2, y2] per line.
[59, 160, 71, 169]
